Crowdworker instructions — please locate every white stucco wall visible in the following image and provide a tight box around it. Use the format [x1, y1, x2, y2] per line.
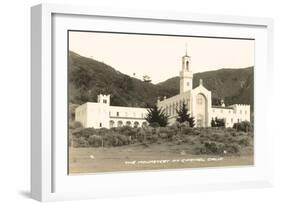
[210, 104, 251, 127]
[108, 106, 148, 128]
[84, 102, 110, 128]
[75, 103, 87, 127]
[75, 98, 149, 129]
[157, 91, 191, 125]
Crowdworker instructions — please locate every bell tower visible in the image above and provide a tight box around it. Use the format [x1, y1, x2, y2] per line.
[179, 46, 193, 94]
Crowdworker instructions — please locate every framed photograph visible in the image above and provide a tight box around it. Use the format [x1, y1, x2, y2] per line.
[31, 3, 274, 201]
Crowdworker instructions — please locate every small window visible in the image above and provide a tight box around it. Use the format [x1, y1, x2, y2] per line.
[100, 123, 102, 127]
[116, 112, 119, 117]
[187, 82, 189, 86]
[103, 99, 107, 104]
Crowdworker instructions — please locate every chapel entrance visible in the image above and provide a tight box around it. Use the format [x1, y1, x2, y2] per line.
[196, 93, 207, 127]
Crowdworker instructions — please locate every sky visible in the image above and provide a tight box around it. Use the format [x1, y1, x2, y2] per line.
[69, 31, 255, 84]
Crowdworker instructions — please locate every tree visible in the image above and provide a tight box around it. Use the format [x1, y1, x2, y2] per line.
[216, 118, 225, 127]
[211, 118, 216, 127]
[145, 105, 169, 127]
[211, 117, 225, 128]
[176, 103, 195, 127]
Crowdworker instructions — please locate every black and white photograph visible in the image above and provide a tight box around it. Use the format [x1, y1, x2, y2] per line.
[68, 31, 254, 174]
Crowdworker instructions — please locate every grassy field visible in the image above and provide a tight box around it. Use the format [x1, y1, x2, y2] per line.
[69, 140, 253, 174]
[69, 123, 253, 174]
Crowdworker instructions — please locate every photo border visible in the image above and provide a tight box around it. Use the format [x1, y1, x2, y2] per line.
[67, 29, 255, 174]
[31, 3, 274, 201]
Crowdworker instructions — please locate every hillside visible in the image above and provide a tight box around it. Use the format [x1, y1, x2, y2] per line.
[69, 51, 254, 109]
[158, 67, 254, 107]
[69, 51, 177, 107]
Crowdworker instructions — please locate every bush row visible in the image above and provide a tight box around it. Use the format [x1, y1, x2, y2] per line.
[70, 122, 253, 155]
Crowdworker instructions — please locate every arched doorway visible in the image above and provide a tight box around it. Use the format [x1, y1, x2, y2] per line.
[196, 93, 207, 127]
[196, 114, 204, 127]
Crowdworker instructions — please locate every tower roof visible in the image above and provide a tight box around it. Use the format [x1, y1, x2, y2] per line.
[183, 43, 190, 57]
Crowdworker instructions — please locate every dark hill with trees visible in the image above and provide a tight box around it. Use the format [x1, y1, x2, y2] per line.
[69, 51, 253, 110]
[158, 67, 254, 108]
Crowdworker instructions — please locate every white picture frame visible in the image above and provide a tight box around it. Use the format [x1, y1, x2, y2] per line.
[31, 3, 274, 202]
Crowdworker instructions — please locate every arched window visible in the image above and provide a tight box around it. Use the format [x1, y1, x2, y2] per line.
[186, 61, 189, 70]
[126, 121, 131, 127]
[109, 120, 115, 128]
[142, 122, 148, 127]
[134, 121, 140, 128]
[117, 120, 123, 127]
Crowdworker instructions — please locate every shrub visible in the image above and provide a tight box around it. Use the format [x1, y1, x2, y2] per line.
[211, 118, 225, 128]
[116, 134, 131, 145]
[146, 134, 158, 143]
[237, 137, 250, 146]
[169, 134, 181, 142]
[150, 122, 160, 128]
[182, 135, 197, 144]
[181, 127, 192, 135]
[224, 133, 230, 138]
[171, 122, 181, 129]
[118, 126, 137, 136]
[224, 143, 241, 154]
[191, 128, 201, 135]
[193, 141, 241, 155]
[136, 128, 147, 142]
[88, 135, 103, 147]
[94, 127, 109, 136]
[158, 132, 169, 139]
[180, 121, 190, 128]
[160, 127, 176, 139]
[69, 121, 83, 129]
[72, 136, 89, 147]
[226, 128, 236, 133]
[233, 121, 252, 132]
[204, 141, 224, 154]
[225, 136, 236, 144]
[210, 133, 226, 142]
[231, 132, 237, 137]
[72, 127, 96, 138]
